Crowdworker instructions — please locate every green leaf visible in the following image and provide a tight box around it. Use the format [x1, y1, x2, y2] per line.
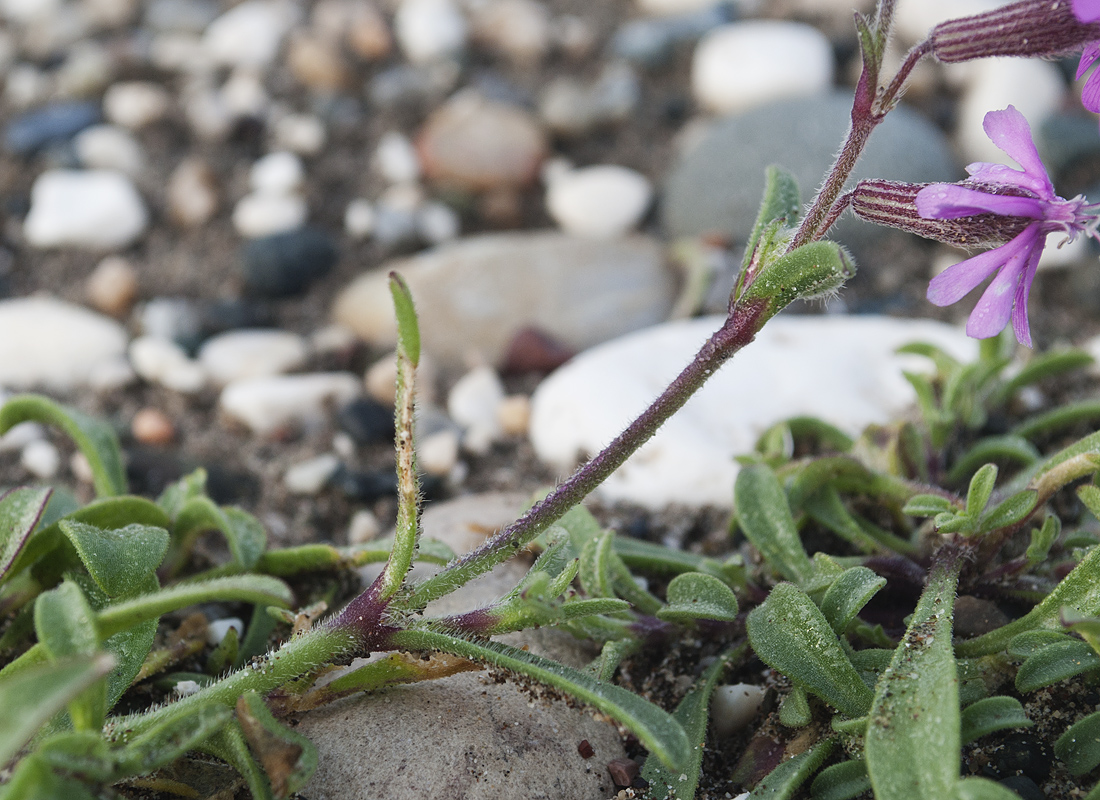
[979, 490, 1037, 534]
[956, 776, 1030, 800]
[947, 436, 1040, 485]
[1025, 516, 1059, 566]
[175, 498, 266, 571]
[1056, 711, 1100, 775]
[237, 690, 318, 797]
[0, 487, 50, 583]
[641, 647, 740, 800]
[0, 395, 126, 497]
[866, 555, 961, 800]
[156, 468, 208, 520]
[735, 464, 814, 585]
[811, 760, 870, 800]
[35, 582, 105, 730]
[657, 572, 739, 623]
[959, 696, 1032, 744]
[737, 241, 854, 322]
[743, 166, 801, 271]
[1080, 484, 1100, 520]
[803, 487, 898, 555]
[1015, 639, 1100, 693]
[820, 567, 886, 635]
[578, 528, 615, 598]
[965, 464, 997, 517]
[391, 628, 691, 772]
[59, 520, 169, 598]
[0, 754, 99, 800]
[389, 272, 420, 367]
[202, 723, 274, 800]
[612, 535, 744, 588]
[1013, 400, 1100, 440]
[995, 349, 1094, 404]
[35, 730, 115, 781]
[749, 737, 836, 799]
[1008, 630, 1073, 658]
[746, 583, 872, 718]
[0, 653, 114, 768]
[779, 686, 811, 728]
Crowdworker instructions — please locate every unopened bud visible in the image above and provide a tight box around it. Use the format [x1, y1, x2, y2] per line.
[851, 179, 1031, 247]
[930, 0, 1100, 63]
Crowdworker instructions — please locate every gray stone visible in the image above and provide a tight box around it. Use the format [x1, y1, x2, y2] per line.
[662, 93, 958, 262]
[332, 232, 677, 367]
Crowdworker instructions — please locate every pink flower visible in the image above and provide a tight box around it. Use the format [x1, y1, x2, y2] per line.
[917, 107, 1100, 347]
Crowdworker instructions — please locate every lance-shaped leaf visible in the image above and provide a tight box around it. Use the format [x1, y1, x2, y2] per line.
[946, 436, 1040, 485]
[820, 567, 886, 635]
[866, 554, 961, 800]
[959, 697, 1032, 744]
[174, 498, 266, 571]
[956, 776, 1030, 799]
[1014, 400, 1100, 440]
[0, 487, 50, 584]
[1056, 711, 1100, 775]
[237, 690, 317, 798]
[657, 572, 739, 623]
[612, 535, 744, 588]
[0, 395, 126, 497]
[811, 759, 870, 800]
[735, 464, 813, 585]
[747, 583, 872, 718]
[735, 166, 801, 300]
[779, 686, 811, 728]
[59, 521, 169, 599]
[390, 628, 691, 771]
[749, 737, 836, 799]
[35, 581, 106, 731]
[201, 723, 274, 800]
[0, 653, 114, 768]
[1015, 639, 1100, 693]
[578, 528, 616, 598]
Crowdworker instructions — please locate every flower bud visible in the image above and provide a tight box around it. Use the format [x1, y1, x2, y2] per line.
[851, 179, 1031, 248]
[930, 0, 1100, 63]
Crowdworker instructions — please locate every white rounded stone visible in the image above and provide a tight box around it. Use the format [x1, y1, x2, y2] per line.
[103, 81, 171, 129]
[21, 439, 60, 479]
[0, 297, 128, 390]
[202, 0, 298, 68]
[73, 125, 145, 176]
[0, 421, 45, 453]
[530, 315, 977, 508]
[545, 164, 652, 239]
[344, 198, 375, 239]
[394, 0, 467, 64]
[219, 373, 361, 435]
[284, 453, 340, 494]
[710, 683, 767, 739]
[70, 452, 95, 484]
[220, 68, 270, 117]
[374, 131, 420, 184]
[348, 508, 382, 544]
[272, 112, 327, 156]
[24, 170, 148, 250]
[0, 0, 58, 24]
[232, 192, 308, 237]
[471, 0, 550, 65]
[416, 201, 460, 244]
[206, 617, 244, 645]
[129, 335, 207, 393]
[250, 150, 305, 194]
[418, 428, 460, 477]
[448, 366, 505, 453]
[198, 329, 309, 386]
[691, 21, 834, 114]
[955, 58, 1065, 165]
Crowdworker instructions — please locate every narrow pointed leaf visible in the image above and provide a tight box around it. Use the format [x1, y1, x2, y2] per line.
[0, 487, 50, 583]
[956, 776, 1030, 799]
[749, 737, 836, 799]
[903, 494, 957, 517]
[965, 464, 997, 518]
[735, 464, 814, 585]
[947, 436, 1040, 485]
[820, 567, 886, 635]
[811, 759, 870, 800]
[1015, 639, 1100, 692]
[578, 528, 615, 598]
[779, 686, 811, 728]
[1056, 711, 1100, 775]
[657, 572, 739, 623]
[959, 696, 1032, 744]
[979, 490, 1037, 534]
[237, 690, 317, 797]
[738, 241, 854, 321]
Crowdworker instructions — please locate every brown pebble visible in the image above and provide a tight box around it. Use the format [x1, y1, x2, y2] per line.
[86, 255, 138, 317]
[607, 757, 639, 788]
[577, 739, 594, 759]
[132, 407, 175, 445]
[347, 4, 392, 60]
[287, 33, 351, 92]
[502, 327, 575, 373]
[167, 157, 218, 228]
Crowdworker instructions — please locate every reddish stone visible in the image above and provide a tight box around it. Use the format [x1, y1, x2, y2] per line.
[502, 327, 575, 374]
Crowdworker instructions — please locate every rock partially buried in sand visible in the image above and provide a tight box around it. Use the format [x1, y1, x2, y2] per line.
[332, 232, 676, 367]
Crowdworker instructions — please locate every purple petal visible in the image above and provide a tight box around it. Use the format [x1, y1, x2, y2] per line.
[916, 184, 1044, 220]
[981, 107, 1053, 196]
[1078, 42, 1100, 79]
[1084, 64, 1100, 114]
[1074, 0, 1100, 23]
[1010, 244, 1042, 348]
[926, 234, 1025, 307]
[965, 229, 1040, 340]
[965, 162, 1050, 197]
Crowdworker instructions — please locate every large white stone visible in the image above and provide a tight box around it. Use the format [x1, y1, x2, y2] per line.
[0, 297, 128, 390]
[219, 372, 361, 434]
[198, 329, 308, 386]
[691, 21, 834, 114]
[529, 315, 977, 509]
[202, 0, 298, 68]
[24, 170, 148, 250]
[545, 164, 652, 239]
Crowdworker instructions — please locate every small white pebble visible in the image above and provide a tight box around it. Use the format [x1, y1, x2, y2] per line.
[374, 131, 420, 184]
[103, 81, 171, 129]
[70, 451, 95, 484]
[348, 508, 382, 544]
[710, 683, 767, 739]
[418, 428, 460, 476]
[0, 421, 45, 453]
[344, 198, 375, 239]
[284, 453, 340, 494]
[448, 365, 505, 449]
[21, 439, 60, 479]
[332, 431, 356, 459]
[310, 324, 357, 356]
[1018, 386, 1046, 412]
[250, 150, 305, 194]
[174, 679, 202, 696]
[272, 112, 327, 155]
[232, 191, 307, 237]
[206, 617, 245, 645]
[417, 201, 460, 244]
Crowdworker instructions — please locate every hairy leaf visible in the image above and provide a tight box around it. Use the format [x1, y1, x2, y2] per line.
[0, 487, 50, 584]
[820, 567, 886, 635]
[811, 759, 870, 800]
[749, 737, 836, 799]
[59, 521, 169, 599]
[237, 690, 317, 797]
[959, 696, 1032, 744]
[1056, 711, 1100, 775]
[1015, 639, 1100, 693]
[735, 464, 813, 585]
[657, 572, 739, 623]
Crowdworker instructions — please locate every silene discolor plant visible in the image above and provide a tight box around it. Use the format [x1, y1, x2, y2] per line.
[7, 1, 1100, 799]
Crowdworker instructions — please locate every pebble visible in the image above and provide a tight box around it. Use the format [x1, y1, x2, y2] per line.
[232, 191, 308, 238]
[333, 232, 676, 368]
[470, 0, 551, 66]
[502, 327, 576, 373]
[197, 329, 309, 385]
[637, 0, 723, 15]
[418, 428, 460, 476]
[344, 3, 392, 60]
[54, 42, 114, 99]
[416, 201, 461, 244]
[271, 112, 327, 156]
[343, 198, 375, 239]
[448, 365, 506, 453]
[284, 453, 340, 494]
[955, 58, 1065, 165]
[73, 125, 145, 176]
[219, 372, 361, 435]
[347, 508, 382, 544]
[894, 0, 1002, 43]
[363, 350, 438, 407]
[167, 158, 219, 227]
[338, 397, 394, 445]
[497, 394, 531, 437]
[662, 93, 957, 263]
[103, 81, 171, 129]
[529, 315, 976, 508]
[129, 335, 207, 393]
[138, 297, 201, 347]
[4, 101, 100, 155]
[249, 151, 305, 194]
[394, 0, 467, 65]
[24, 169, 148, 250]
[70, 452, 94, 484]
[540, 63, 640, 139]
[691, 21, 834, 114]
[0, 296, 128, 390]
[953, 596, 1011, 638]
[202, 0, 298, 68]
[241, 227, 338, 297]
[85, 255, 138, 317]
[206, 617, 244, 646]
[545, 164, 653, 238]
[144, 0, 218, 33]
[417, 92, 548, 191]
[710, 684, 767, 739]
[329, 466, 398, 503]
[21, 439, 60, 479]
[374, 131, 420, 184]
[0, 421, 45, 453]
[287, 32, 351, 92]
[131, 407, 176, 446]
[611, 3, 735, 67]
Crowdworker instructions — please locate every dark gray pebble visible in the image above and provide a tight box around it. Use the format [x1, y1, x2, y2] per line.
[611, 2, 737, 68]
[5, 101, 101, 156]
[338, 398, 395, 446]
[241, 227, 338, 298]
